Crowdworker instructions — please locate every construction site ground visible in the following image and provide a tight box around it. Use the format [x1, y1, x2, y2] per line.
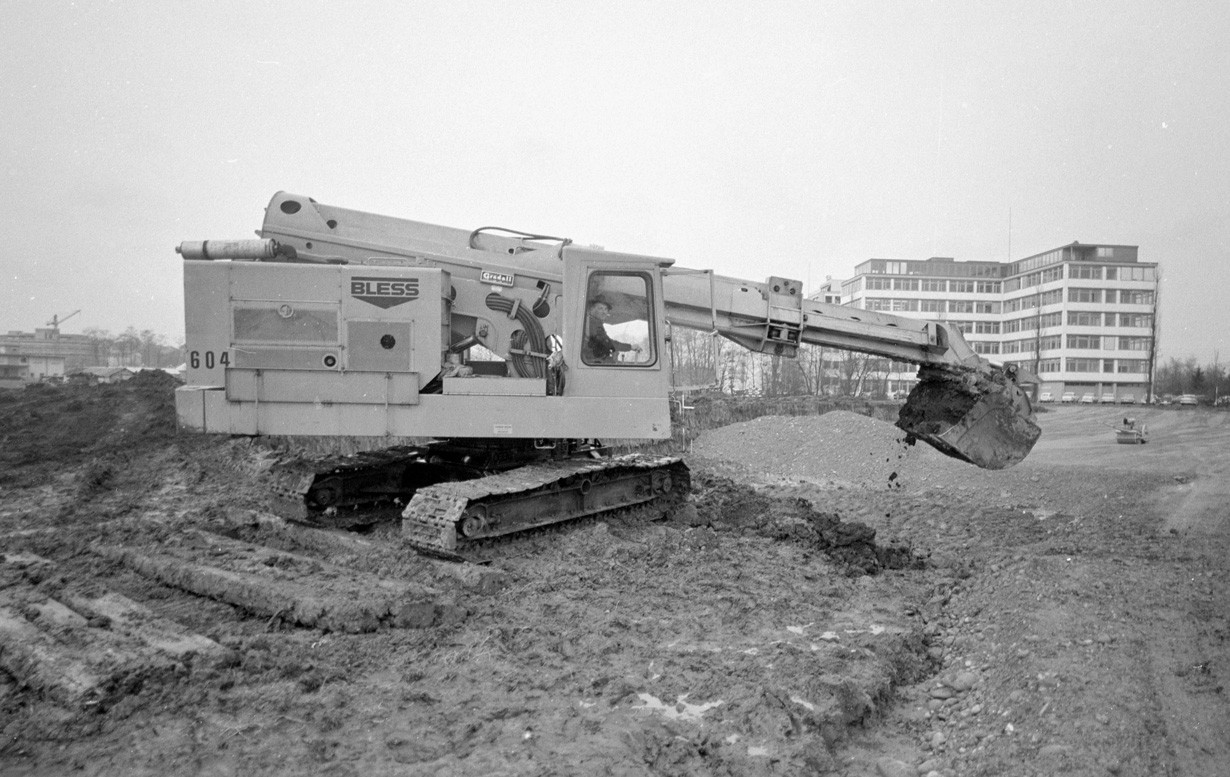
[1, 374, 1227, 776]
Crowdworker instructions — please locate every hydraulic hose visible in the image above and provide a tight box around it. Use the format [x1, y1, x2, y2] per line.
[485, 293, 548, 378]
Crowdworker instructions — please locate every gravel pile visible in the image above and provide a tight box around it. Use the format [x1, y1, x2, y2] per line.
[691, 410, 969, 487]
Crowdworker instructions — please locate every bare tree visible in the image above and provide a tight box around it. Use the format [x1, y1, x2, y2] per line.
[1146, 274, 1161, 402]
[834, 350, 876, 396]
[793, 344, 827, 395]
[117, 327, 142, 367]
[81, 327, 112, 367]
[139, 329, 167, 367]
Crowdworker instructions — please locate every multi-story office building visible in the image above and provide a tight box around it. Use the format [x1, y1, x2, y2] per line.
[828, 242, 1158, 402]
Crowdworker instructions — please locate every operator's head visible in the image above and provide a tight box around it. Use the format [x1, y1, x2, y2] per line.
[589, 297, 612, 318]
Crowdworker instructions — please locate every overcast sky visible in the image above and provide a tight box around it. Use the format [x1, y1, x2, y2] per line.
[4, 1, 1228, 363]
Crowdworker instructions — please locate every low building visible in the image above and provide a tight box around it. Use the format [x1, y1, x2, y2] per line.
[69, 366, 136, 384]
[0, 350, 28, 389]
[0, 327, 97, 387]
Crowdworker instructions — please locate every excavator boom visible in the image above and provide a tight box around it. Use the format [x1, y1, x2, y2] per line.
[659, 268, 1039, 469]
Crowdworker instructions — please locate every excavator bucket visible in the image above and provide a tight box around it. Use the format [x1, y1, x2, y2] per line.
[897, 364, 1041, 470]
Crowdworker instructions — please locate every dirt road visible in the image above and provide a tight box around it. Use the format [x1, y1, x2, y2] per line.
[1, 380, 1227, 776]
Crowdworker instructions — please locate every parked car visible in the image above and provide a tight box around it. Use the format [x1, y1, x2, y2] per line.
[1100, 393, 1115, 404]
[1061, 391, 1076, 403]
[1119, 394, 1135, 404]
[1039, 392, 1053, 403]
[1080, 394, 1095, 404]
[1178, 394, 1199, 406]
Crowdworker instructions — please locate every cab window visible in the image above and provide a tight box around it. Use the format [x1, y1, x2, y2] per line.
[582, 272, 655, 367]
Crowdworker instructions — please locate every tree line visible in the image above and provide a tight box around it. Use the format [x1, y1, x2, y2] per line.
[1153, 355, 1228, 401]
[667, 328, 905, 398]
[77, 327, 185, 370]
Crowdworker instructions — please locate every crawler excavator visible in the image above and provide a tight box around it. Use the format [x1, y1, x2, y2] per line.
[176, 193, 1040, 559]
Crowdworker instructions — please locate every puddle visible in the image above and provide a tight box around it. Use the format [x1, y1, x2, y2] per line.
[633, 692, 724, 722]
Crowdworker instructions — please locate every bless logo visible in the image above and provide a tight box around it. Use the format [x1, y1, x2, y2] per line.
[350, 277, 420, 309]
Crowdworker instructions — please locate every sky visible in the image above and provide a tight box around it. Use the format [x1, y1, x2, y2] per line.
[3, 1, 1229, 363]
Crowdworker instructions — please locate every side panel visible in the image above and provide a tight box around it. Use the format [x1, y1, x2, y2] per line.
[179, 261, 445, 433]
[198, 391, 670, 439]
[443, 377, 545, 396]
[174, 386, 210, 431]
[179, 252, 673, 440]
[226, 370, 420, 405]
[183, 262, 233, 388]
[340, 271, 446, 375]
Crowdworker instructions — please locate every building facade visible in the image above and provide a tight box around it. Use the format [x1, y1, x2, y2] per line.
[0, 328, 96, 386]
[831, 242, 1158, 402]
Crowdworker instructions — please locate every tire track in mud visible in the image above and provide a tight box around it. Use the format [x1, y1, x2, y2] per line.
[2, 391, 939, 776]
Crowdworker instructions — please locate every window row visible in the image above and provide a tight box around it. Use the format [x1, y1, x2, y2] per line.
[1067, 288, 1155, 304]
[860, 282, 1154, 308]
[1003, 313, 1063, 332]
[1010, 250, 1064, 275]
[863, 298, 999, 314]
[1062, 312, 1155, 330]
[1000, 335, 1152, 353]
[1004, 266, 1065, 291]
[873, 356, 1147, 376]
[1002, 357, 1148, 375]
[1065, 358, 1149, 374]
[1005, 261, 1155, 287]
[1003, 288, 1155, 308]
[1068, 263, 1155, 282]
[1003, 290, 1063, 312]
[864, 277, 1002, 294]
[1002, 336, 1062, 354]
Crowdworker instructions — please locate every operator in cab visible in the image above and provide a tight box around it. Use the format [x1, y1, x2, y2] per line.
[584, 296, 641, 363]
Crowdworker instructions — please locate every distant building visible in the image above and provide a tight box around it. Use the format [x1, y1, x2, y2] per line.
[815, 242, 1158, 402]
[68, 366, 136, 384]
[0, 327, 115, 389]
[811, 277, 843, 305]
[0, 349, 29, 389]
[0, 328, 99, 384]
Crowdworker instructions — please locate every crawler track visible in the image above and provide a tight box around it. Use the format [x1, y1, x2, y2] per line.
[264, 445, 435, 528]
[402, 454, 691, 561]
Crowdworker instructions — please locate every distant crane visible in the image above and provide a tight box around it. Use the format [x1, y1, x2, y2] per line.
[47, 309, 81, 332]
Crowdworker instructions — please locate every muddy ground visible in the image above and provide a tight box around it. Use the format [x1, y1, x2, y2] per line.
[1, 375, 1227, 776]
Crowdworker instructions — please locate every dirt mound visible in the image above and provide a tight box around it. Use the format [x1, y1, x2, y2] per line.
[691, 410, 968, 488]
[681, 473, 924, 575]
[0, 373, 180, 489]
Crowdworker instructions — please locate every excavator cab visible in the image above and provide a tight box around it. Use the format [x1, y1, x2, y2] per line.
[560, 246, 674, 415]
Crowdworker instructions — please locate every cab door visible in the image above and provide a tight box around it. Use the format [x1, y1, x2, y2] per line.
[560, 246, 672, 432]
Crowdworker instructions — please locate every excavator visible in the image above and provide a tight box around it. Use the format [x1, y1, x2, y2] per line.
[175, 193, 1040, 560]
